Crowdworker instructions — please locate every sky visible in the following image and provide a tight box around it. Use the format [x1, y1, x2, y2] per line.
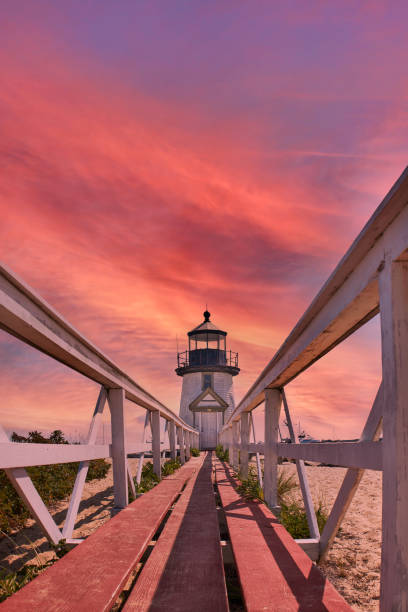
[0, 1, 407, 441]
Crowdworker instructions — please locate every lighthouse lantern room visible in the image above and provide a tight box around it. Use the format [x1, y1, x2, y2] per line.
[176, 311, 239, 449]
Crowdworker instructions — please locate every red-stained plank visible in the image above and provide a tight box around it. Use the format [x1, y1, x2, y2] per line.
[215, 459, 354, 612]
[1, 458, 202, 612]
[124, 452, 228, 612]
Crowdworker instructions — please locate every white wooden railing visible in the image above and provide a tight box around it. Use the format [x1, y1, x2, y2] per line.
[0, 264, 198, 545]
[219, 166, 408, 611]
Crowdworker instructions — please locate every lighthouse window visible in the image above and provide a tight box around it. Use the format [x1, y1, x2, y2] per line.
[202, 374, 213, 390]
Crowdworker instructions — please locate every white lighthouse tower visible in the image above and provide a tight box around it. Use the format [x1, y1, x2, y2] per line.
[176, 311, 240, 449]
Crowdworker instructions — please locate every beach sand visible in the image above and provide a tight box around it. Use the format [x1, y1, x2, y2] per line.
[0, 458, 381, 610]
[280, 462, 381, 611]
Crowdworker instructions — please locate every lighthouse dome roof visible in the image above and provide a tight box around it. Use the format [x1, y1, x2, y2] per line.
[187, 311, 227, 340]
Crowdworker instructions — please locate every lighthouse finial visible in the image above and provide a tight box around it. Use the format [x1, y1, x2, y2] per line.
[203, 308, 210, 322]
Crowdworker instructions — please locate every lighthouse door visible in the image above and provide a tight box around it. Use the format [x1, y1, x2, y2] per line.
[200, 412, 218, 449]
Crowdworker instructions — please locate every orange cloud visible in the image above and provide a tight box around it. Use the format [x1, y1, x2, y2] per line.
[0, 18, 403, 440]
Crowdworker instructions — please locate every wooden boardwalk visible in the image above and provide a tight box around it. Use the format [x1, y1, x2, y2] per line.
[2, 452, 352, 611]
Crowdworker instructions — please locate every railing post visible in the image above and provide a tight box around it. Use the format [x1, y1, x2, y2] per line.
[151, 410, 161, 479]
[227, 426, 233, 464]
[240, 412, 250, 479]
[250, 412, 263, 488]
[108, 388, 128, 510]
[281, 388, 319, 540]
[231, 421, 239, 471]
[379, 258, 408, 610]
[264, 388, 281, 512]
[185, 431, 191, 459]
[177, 426, 185, 464]
[169, 420, 176, 460]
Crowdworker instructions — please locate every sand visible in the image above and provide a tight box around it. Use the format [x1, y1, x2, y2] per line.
[0, 459, 381, 610]
[280, 462, 381, 611]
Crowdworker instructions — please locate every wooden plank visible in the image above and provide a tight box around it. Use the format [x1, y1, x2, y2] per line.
[246, 440, 382, 470]
[264, 389, 281, 510]
[108, 388, 128, 509]
[124, 453, 228, 612]
[221, 167, 408, 424]
[215, 459, 352, 611]
[2, 463, 198, 612]
[379, 258, 408, 609]
[0, 442, 111, 469]
[296, 538, 320, 562]
[282, 389, 319, 540]
[319, 383, 383, 561]
[277, 441, 382, 470]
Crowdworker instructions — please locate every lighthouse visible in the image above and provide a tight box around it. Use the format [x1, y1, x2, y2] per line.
[176, 311, 240, 449]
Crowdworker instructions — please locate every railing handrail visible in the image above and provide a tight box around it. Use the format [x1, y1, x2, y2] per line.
[223, 165, 408, 427]
[0, 262, 196, 432]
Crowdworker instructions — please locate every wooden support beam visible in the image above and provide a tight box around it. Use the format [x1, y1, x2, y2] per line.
[281, 389, 319, 540]
[161, 420, 168, 459]
[295, 538, 320, 562]
[264, 389, 281, 510]
[227, 427, 233, 464]
[0, 426, 63, 544]
[250, 412, 263, 488]
[63, 387, 107, 538]
[169, 421, 176, 460]
[0, 442, 111, 469]
[108, 388, 128, 509]
[136, 411, 150, 485]
[185, 430, 191, 460]
[231, 421, 239, 471]
[379, 258, 408, 610]
[244, 441, 381, 470]
[151, 410, 161, 479]
[240, 413, 250, 479]
[319, 383, 383, 562]
[127, 462, 136, 499]
[177, 426, 185, 464]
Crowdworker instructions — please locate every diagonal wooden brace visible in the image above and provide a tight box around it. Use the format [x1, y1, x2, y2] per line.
[318, 382, 383, 562]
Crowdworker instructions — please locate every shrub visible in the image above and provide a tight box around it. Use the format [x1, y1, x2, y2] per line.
[190, 447, 200, 457]
[135, 462, 160, 494]
[277, 470, 298, 504]
[237, 466, 264, 502]
[233, 463, 327, 539]
[215, 444, 229, 462]
[161, 458, 181, 477]
[134, 457, 182, 495]
[280, 500, 328, 539]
